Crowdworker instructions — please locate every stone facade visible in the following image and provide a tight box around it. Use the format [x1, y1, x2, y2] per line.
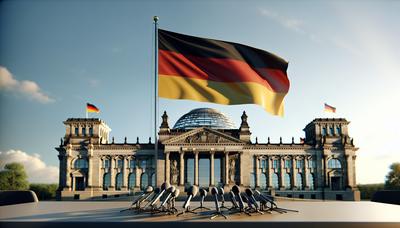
[56, 111, 360, 201]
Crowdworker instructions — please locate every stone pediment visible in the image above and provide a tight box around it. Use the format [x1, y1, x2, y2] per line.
[163, 127, 243, 145]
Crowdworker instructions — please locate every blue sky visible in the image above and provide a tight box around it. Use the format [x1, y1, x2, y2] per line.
[0, 0, 399, 184]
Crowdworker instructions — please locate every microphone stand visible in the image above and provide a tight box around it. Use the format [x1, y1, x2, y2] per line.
[192, 189, 211, 211]
[210, 187, 227, 220]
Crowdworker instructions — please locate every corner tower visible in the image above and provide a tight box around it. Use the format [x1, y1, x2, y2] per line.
[62, 118, 111, 145]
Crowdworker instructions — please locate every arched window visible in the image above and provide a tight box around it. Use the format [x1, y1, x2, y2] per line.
[128, 173, 136, 189]
[336, 126, 342, 135]
[74, 158, 88, 169]
[250, 173, 256, 189]
[140, 160, 147, 170]
[117, 159, 123, 169]
[103, 173, 111, 190]
[284, 173, 291, 189]
[141, 173, 148, 191]
[115, 173, 123, 191]
[308, 173, 315, 190]
[272, 173, 279, 189]
[322, 127, 327, 136]
[284, 160, 292, 169]
[328, 159, 342, 169]
[260, 173, 267, 190]
[296, 173, 303, 189]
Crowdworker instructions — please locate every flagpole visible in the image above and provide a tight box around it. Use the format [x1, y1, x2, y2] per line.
[153, 16, 159, 187]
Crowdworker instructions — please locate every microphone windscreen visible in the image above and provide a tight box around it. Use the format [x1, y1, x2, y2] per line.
[169, 186, 176, 193]
[218, 187, 224, 195]
[200, 189, 207, 196]
[172, 189, 180, 197]
[191, 185, 199, 196]
[146, 186, 154, 193]
[154, 187, 161, 194]
[232, 185, 240, 194]
[211, 187, 218, 195]
[245, 188, 253, 196]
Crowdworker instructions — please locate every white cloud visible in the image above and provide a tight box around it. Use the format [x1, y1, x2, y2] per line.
[0, 150, 59, 184]
[0, 66, 54, 103]
[259, 8, 305, 34]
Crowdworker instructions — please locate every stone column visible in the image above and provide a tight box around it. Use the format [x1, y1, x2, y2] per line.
[135, 164, 140, 188]
[65, 156, 72, 190]
[194, 151, 199, 186]
[165, 152, 170, 184]
[292, 157, 297, 189]
[323, 155, 328, 187]
[268, 157, 273, 188]
[304, 158, 310, 189]
[224, 151, 230, 185]
[179, 151, 185, 186]
[110, 156, 115, 188]
[88, 155, 93, 188]
[346, 154, 354, 188]
[255, 155, 260, 187]
[279, 156, 285, 189]
[210, 151, 215, 186]
[123, 157, 128, 189]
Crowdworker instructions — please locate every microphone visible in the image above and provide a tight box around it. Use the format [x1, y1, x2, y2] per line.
[183, 185, 198, 210]
[131, 185, 153, 206]
[254, 190, 277, 207]
[160, 186, 176, 208]
[245, 188, 259, 209]
[211, 187, 220, 212]
[229, 191, 238, 208]
[231, 185, 244, 210]
[144, 187, 160, 207]
[150, 182, 171, 206]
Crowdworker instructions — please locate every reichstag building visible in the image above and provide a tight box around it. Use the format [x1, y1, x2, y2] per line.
[56, 108, 360, 201]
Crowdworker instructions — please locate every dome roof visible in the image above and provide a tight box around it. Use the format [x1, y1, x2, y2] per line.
[173, 108, 236, 130]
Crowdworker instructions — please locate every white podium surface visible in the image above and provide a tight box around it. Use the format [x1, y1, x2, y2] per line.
[1, 201, 399, 222]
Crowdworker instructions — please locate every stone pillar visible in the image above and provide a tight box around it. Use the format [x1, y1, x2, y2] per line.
[292, 157, 297, 189]
[239, 152, 243, 185]
[123, 157, 128, 189]
[210, 151, 215, 186]
[323, 155, 328, 187]
[316, 152, 324, 189]
[255, 155, 260, 187]
[346, 154, 354, 188]
[304, 158, 310, 189]
[179, 151, 185, 186]
[165, 152, 170, 184]
[279, 156, 285, 189]
[65, 156, 72, 190]
[224, 151, 230, 185]
[268, 157, 273, 188]
[135, 165, 140, 188]
[110, 156, 115, 188]
[88, 155, 93, 188]
[194, 151, 199, 186]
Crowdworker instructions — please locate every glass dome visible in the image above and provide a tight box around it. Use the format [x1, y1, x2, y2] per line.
[173, 108, 236, 130]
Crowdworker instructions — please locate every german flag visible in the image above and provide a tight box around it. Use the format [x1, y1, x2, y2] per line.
[324, 103, 336, 113]
[158, 29, 290, 116]
[87, 103, 100, 113]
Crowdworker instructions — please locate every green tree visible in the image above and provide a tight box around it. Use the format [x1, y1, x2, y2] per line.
[0, 162, 29, 190]
[29, 183, 58, 200]
[385, 162, 400, 190]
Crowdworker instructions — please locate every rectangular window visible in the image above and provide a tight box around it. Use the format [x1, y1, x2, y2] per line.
[117, 160, 123, 169]
[322, 127, 327, 136]
[82, 127, 86, 136]
[336, 126, 341, 135]
[260, 159, 267, 169]
[104, 160, 110, 169]
[330, 127, 334, 135]
[89, 127, 93, 136]
[273, 160, 278, 169]
[75, 127, 79, 136]
[130, 160, 136, 168]
[296, 160, 304, 169]
[285, 160, 292, 169]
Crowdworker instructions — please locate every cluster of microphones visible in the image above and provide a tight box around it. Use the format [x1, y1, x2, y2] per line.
[121, 183, 298, 219]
